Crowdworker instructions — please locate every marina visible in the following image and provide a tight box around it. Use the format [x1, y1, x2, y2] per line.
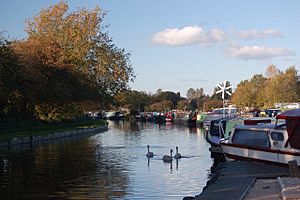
[193, 108, 300, 199]
[0, 121, 213, 200]
[2, 108, 300, 199]
[1, 1, 299, 199]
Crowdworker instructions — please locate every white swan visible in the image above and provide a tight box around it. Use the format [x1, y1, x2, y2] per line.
[174, 146, 182, 159]
[162, 149, 173, 162]
[146, 145, 154, 157]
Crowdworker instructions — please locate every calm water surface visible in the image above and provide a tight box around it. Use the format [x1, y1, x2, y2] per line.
[0, 121, 214, 200]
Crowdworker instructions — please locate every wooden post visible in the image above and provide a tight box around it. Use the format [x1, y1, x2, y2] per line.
[288, 160, 300, 177]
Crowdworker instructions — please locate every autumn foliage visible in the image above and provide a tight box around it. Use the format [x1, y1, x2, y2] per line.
[0, 2, 134, 122]
[232, 65, 300, 109]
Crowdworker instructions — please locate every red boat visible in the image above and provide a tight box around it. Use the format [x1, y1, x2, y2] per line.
[165, 112, 175, 122]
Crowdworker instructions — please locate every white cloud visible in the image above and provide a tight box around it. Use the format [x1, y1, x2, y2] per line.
[227, 45, 295, 60]
[152, 26, 225, 46]
[151, 26, 293, 61]
[237, 29, 282, 40]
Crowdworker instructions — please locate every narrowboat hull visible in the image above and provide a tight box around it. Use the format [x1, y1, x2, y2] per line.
[221, 142, 300, 166]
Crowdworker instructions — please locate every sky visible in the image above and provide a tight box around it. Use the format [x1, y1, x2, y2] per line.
[1, 0, 300, 97]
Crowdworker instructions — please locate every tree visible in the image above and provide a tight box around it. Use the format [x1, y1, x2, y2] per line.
[280, 67, 299, 102]
[186, 87, 205, 111]
[114, 90, 150, 111]
[153, 91, 182, 106]
[186, 88, 196, 100]
[156, 89, 163, 95]
[231, 80, 253, 108]
[265, 65, 279, 78]
[176, 100, 188, 111]
[0, 36, 31, 120]
[248, 74, 267, 108]
[186, 88, 204, 99]
[148, 100, 173, 112]
[232, 66, 299, 109]
[11, 1, 135, 120]
[203, 100, 223, 111]
[187, 98, 198, 111]
[264, 66, 299, 107]
[232, 75, 267, 108]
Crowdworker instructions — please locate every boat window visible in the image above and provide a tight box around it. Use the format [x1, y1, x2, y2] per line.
[271, 132, 284, 141]
[232, 129, 270, 148]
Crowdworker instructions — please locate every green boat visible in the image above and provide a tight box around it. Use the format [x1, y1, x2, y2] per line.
[196, 113, 207, 127]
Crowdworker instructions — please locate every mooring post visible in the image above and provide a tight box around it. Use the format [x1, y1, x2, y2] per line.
[288, 160, 300, 177]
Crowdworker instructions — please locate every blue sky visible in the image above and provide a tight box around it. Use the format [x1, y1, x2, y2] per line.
[1, 0, 300, 96]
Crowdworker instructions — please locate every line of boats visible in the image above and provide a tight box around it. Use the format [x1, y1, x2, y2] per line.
[205, 108, 300, 166]
[135, 107, 238, 126]
[90, 107, 300, 166]
[87, 111, 125, 120]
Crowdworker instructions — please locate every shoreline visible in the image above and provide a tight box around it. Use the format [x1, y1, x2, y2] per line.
[0, 125, 108, 149]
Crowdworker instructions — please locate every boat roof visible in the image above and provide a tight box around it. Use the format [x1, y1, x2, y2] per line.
[234, 123, 277, 130]
[276, 109, 300, 120]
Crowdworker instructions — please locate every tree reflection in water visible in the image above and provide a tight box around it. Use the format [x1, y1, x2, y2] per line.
[0, 138, 129, 199]
[0, 120, 214, 199]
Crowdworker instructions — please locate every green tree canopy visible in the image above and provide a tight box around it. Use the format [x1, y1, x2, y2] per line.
[153, 91, 182, 106]
[186, 87, 206, 111]
[0, 37, 30, 120]
[148, 100, 174, 112]
[114, 90, 150, 111]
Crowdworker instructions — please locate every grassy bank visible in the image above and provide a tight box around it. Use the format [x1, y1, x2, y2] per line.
[0, 118, 107, 142]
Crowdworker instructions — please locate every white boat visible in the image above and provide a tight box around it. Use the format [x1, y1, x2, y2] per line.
[220, 109, 300, 166]
[203, 107, 238, 128]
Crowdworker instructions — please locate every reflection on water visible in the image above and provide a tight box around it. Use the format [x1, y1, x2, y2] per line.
[0, 121, 213, 200]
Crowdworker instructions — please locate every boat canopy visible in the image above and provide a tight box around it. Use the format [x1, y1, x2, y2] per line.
[276, 109, 300, 149]
[276, 109, 300, 120]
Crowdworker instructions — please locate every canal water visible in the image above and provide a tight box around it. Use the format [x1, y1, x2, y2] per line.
[0, 121, 214, 200]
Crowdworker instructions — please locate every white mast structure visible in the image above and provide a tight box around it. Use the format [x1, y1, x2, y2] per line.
[216, 81, 232, 117]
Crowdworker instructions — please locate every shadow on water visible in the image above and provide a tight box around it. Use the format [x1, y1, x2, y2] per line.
[0, 120, 216, 200]
[0, 137, 129, 199]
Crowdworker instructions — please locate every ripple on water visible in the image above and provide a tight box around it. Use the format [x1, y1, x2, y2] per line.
[0, 121, 213, 200]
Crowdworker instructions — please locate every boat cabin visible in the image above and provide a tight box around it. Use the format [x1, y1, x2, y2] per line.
[229, 124, 289, 150]
[221, 109, 300, 165]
